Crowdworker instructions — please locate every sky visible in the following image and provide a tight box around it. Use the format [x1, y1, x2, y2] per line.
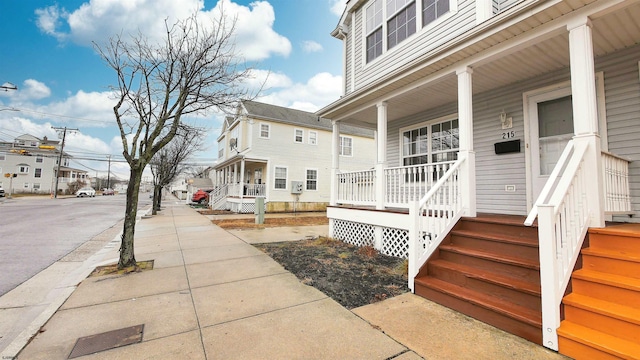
[0, 0, 347, 181]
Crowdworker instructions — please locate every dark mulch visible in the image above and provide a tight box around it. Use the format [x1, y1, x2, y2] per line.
[255, 237, 409, 309]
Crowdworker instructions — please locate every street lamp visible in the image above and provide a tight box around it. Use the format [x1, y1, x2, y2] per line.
[1, 82, 18, 91]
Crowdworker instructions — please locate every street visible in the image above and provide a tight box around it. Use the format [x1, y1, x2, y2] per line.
[0, 194, 152, 296]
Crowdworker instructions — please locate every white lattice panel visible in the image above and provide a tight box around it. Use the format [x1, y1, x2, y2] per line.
[382, 227, 409, 259]
[332, 220, 375, 247]
[240, 203, 255, 213]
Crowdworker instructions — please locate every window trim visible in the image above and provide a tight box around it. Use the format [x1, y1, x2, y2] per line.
[398, 113, 459, 166]
[339, 135, 354, 157]
[34, 168, 42, 178]
[305, 168, 318, 191]
[308, 131, 318, 145]
[18, 164, 29, 174]
[273, 165, 288, 190]
[259, 123, 271, 139]
[294, 128, 304, 143]
[35, 154, 43, 163]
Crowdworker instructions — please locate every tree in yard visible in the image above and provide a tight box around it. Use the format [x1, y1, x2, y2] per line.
[149, 126, 204, 215]
[96, 12, 255, 269]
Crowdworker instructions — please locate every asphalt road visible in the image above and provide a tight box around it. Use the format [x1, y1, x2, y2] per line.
[0, 194, 152, 296]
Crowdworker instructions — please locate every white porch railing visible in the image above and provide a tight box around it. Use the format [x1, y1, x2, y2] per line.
[602, 151, 632, 214]
[243, 184, 266, 197]
[525, 139, 591, 351]
[385, 161, 456, 208]
[209, 184, 229, 210]
[336, 169, 377, 206]
[407, 157, 465, 291]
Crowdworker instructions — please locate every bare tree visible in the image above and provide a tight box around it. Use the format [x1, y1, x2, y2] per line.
[150, 126, 204, 214]
[96, 12, 254, 269]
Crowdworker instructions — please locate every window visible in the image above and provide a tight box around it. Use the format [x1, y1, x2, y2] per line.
[218, 146, 224, 159]
[23, 183, 30, 189]
[402, 116, 459, 166]
[260, 123, 270, 138]
[308, 131, 318, 145]
[0, 155, 5, 161]
[339, 136, 353, 156]
[18, 165, 29, 174]
[35, 155, 43, 163]
[33, 183, 41, 190]
[306, 169, 318, 191]
[366, 0, 383, 62]
[422, 0, 449, 26]
[274, 166, 287, 189]
[34, 168, 42, 178]
[387, 1, 416, 50]
[294, 129, 304, 143]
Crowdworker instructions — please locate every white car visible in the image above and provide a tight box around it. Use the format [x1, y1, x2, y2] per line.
[76, 187, 96, 197]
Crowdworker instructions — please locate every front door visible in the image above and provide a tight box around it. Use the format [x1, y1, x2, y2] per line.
[528, 86, 574, 203]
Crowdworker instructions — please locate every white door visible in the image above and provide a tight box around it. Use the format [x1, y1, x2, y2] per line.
[528, 86, 574, 202]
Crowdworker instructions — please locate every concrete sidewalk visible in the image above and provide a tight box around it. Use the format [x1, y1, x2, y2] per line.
[4, 201, 567, 359]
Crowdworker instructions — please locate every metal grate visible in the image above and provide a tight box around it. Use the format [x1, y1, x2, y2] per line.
[68, 324, 144, 358]
[381, 227, 409, 258]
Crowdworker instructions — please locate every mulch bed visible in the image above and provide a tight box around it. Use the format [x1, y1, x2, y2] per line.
[212, 216, 329, 229]
[255, 237, 409, 309]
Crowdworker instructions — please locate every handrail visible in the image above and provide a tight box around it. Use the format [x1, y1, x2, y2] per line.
[529, 139, 591, 351]
[408, 156, 465, 291]
[524, 140, 575, 226]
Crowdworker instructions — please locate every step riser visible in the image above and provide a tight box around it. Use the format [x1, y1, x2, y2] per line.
[558, 336, 623, 360]
[572, 278, 640, 307]
[458, 221, 539, 241]
[427, 263, 541, 311]
[438, 250, 540, 285]
[564, 305, 640, 344]
[588, 233, 640, 253]
[582, 253, 640, 279]
[447, 235, 539, 262]
[415, 283, 542, 344]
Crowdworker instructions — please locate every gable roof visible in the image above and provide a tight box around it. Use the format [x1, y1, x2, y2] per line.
[241, 100, 374, 138]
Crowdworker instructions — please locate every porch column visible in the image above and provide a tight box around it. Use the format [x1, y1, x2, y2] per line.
[375, 101, 388, 210]
[457, 66, 477, 217]
[330, 120, 340, 206]
[239, 157, 245, 200]
[568, 18, 604, 227]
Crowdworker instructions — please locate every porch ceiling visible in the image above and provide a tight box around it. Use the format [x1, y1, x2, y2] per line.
[328, 0, 640, 128]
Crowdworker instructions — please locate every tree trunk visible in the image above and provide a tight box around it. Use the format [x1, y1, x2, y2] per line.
[158, 188, 163, 208]
[152, 185, 161, 215]
[119, 166, 143, 269]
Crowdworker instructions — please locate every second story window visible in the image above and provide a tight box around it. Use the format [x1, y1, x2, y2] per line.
[34, 168, 42, 178]
[308, 131, 318, 145]
[260, 123, 270, 138]
[294, 129, 304, 143]
[387, 0, 416, 50]
[18, 164, 29, 174]
[366, 0, 383, 62]
[340, 136, 353, 156]
[36, 155, 43, 163]
[422, 0, 449, 27]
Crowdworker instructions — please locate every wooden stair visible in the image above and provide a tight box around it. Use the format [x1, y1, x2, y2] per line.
[413, 214, 543, 344]
[558, 226, 640, 360]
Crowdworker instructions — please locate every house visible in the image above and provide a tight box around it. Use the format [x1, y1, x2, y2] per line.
[0, 134, 89, 195]
[211, 100, 376, 213]
[317, 0, 640, 357]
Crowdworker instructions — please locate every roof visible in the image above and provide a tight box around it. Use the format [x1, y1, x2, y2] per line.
[241, 100, 374, 138]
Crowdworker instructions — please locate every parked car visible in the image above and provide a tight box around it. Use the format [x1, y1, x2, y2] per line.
[102, 188, 115, 195]
[0, 186, 4, 197]
[76, 187, 96, 197]
[191, 189, 212, 204]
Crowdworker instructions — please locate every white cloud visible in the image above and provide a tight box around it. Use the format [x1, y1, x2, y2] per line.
[35, 0, 291, 61]
[256, 72, 342, 112]
[1, 79, 52, 103]
[302, 41, 323, 53]
[330, 0, 348, 16]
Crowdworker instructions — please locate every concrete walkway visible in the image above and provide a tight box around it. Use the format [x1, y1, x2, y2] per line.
[3, 201, 568, 359]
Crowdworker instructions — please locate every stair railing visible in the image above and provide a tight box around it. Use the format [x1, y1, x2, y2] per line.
[408, 156, 465, 291]
[209, 184, 229, 210]
[525, 139, 591, 351]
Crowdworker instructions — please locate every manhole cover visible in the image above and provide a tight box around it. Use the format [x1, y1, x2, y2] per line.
[68, 324, 144, 358]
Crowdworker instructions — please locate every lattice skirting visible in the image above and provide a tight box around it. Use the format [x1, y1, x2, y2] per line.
[229, 201, 266, 214]
[381, 227, 409, 259]
[332, 220, 375, 247]
[332, 220, 409, 259]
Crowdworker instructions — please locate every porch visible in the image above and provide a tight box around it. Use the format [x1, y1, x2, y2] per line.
[211, 156, 267, 213]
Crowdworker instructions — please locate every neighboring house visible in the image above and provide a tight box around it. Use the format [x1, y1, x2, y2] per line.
[211, 100, 376, 213]
[186, 177, 214, 203]
[317, 0, 640, 357]
[0, 134, 89, 195]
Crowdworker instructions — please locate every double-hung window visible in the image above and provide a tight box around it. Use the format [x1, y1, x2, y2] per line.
[339, 136, 353, 156]
[422, 0, 449, 27]
[36, 155, 43, 163]
[308, 131, 318, 145]
[306, 169, 318, 191]
[387, 0, 417, 50]
[260, 123, 270, 138]
[274, 166, 287, 189]
[294, 129, 303, 143]
[366, 0, 383, 62]
[34, 168, 42, 178]
[401, 116, 458, 182]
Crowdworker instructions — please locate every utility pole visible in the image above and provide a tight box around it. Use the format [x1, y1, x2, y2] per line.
[107, 155, 112, 190]
[52, 126, 78, 198]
